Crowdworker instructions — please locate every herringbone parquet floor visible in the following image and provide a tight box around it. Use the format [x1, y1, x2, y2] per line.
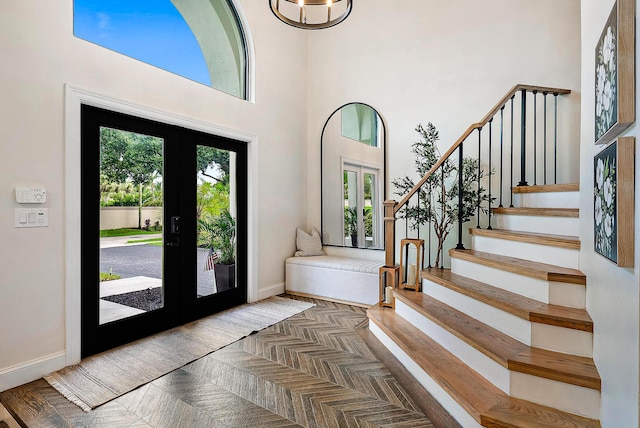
[1, 296, 434, 427]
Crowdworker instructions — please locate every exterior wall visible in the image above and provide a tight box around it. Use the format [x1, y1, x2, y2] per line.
[99, 207, 163, 231]
[0, 0, 308, 386]
[581, 1, 640, 426]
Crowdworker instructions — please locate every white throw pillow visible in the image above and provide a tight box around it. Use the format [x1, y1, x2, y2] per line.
[295, 227, 324, 257]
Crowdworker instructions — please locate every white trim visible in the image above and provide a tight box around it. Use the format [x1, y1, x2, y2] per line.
[0, 352, 66, 392]
[230, 0, 256, 104]
[64, 84, 259, 364]
[258, 282, 286, 301]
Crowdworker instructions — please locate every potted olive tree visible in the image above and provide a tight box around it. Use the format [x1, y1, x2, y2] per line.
[393, 123, 493, 267]
[198, 209, 236, 292]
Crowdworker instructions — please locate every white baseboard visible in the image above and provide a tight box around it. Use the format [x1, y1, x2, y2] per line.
[0, 351, 66, 392]
[257, 282, 285, 301]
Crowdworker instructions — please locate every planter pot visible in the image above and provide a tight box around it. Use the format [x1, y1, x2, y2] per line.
[350, 234, 358, 247]
[214, 263, 235, 292]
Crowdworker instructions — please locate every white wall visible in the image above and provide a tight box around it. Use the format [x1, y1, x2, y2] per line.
[306, 0, 582, 233]
[0, 0, 308, 386]
[581, 1, 640, 426]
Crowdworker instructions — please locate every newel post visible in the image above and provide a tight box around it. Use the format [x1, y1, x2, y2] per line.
[379, 200, 399, 307]
[383, 200, 397, 267]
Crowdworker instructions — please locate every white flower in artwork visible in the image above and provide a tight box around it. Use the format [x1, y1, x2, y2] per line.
[596, 158, 605, 187]
[597, 64, 606, 97]
[604, 177, 614, 206]
[604, 213, 613, 237]
[596, 64, 606, 117]
[595, 196, 604, 226]
[603, 26, 614, 67]
[603, 80, 612, 112]
[596, 91, 603, 117]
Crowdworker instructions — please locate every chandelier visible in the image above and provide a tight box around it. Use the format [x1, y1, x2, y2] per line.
[270, 0, 353, 30]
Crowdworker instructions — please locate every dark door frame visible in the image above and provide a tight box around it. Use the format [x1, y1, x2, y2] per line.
[80, 104, 247, 357]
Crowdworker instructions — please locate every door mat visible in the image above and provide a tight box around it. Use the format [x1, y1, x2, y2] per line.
[45, 296, 314, 412]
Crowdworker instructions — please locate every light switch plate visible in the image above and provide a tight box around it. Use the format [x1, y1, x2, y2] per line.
[15, 208, 48, 228]
[16, 187, 46, 203]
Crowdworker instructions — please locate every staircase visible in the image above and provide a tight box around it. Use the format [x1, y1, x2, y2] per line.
[369, 184, 601, 427]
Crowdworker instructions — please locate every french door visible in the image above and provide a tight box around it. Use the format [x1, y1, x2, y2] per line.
[343, 163, 381, 248]
[80, 105, 247, 357]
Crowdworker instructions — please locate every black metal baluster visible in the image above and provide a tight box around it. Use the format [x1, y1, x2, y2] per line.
[476, 127, 482, 228]
[510, 96, 515, 207]
[533, 90, 538, 185]
[488, 118, 493, 230]
[417, 188, 421, 240]
[456, 144, 465, 250]
[518, 89, 528, 186]
[441, 165, 446, 268]
[499, 106, 504, 207]
[405, 212, 408, 238]
[554, 93, 558, 184]
[543, 92, 548, 185]
[427, 186, 432, 268]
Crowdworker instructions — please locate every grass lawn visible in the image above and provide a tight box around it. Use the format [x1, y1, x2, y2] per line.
[100, 272, 121, 281]
[127, 237, 163, 246]
[100, 228, 161, 237]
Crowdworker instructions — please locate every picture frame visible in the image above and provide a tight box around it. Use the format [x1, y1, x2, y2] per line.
[594, 137, 635, 267]
[594, 0, 635, 145]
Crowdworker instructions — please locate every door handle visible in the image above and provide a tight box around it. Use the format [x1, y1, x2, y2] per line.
[171, 216, 181, 234]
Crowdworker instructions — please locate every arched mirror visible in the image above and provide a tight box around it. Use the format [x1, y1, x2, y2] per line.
[321, 103, 386, 249]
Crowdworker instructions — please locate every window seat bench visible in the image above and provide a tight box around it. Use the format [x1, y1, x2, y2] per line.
[285, 255, 381, 307]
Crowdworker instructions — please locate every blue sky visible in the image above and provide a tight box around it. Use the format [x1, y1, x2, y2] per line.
[74, 0, 211, 86]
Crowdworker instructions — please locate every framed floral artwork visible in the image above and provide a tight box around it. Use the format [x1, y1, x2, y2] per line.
[595, 0, 635, 145]
[594, 137, 634, 267]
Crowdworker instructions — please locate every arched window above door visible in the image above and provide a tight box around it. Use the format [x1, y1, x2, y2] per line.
[74, 0, 249, 100]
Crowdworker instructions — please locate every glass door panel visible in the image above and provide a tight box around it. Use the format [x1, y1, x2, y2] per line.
[196, 146, 236, 297]
[343, 169, 358, 247]
[364, 172, 375, 248]
[98, 127, 165, 325]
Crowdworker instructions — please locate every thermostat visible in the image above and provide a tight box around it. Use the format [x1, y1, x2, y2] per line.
[16, 187, 46, 203]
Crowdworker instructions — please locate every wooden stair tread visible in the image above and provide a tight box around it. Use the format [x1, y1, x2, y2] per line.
[367, 306, 601, 428]
[512, 183, 580, 194]
[492, 207, 579, 218]
[469, 228, 580, 250]
[421, 268, 593, 332]
[482, 398, 601, 428]
[394, 289, 600, 390]
[449, 249, 586, 285]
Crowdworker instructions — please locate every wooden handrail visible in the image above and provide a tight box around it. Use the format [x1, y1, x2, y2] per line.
[392, 84, 571, 215]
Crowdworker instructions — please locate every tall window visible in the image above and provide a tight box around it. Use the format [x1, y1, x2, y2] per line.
[74, 0, 248, 99]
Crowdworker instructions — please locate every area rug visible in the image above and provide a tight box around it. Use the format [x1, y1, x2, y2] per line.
[44, 296, 314, 412]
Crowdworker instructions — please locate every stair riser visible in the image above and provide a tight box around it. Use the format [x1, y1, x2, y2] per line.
[451, 258, 550, 303]
[471, 235, 579, 269]
[396, 300, 598, 418]
[513, 191, 580, 209]
[532, 323, 593, 358]
[368, 320, 482, 428]
[550, 281, 586, 309]
[450, 258, 587, 308]
[423, 278, 592, 357]
[396, 299, 511, 393]
[423, 279, 532, 345]
[493, 214, 579, 236]
[511, 372, 601, 420]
